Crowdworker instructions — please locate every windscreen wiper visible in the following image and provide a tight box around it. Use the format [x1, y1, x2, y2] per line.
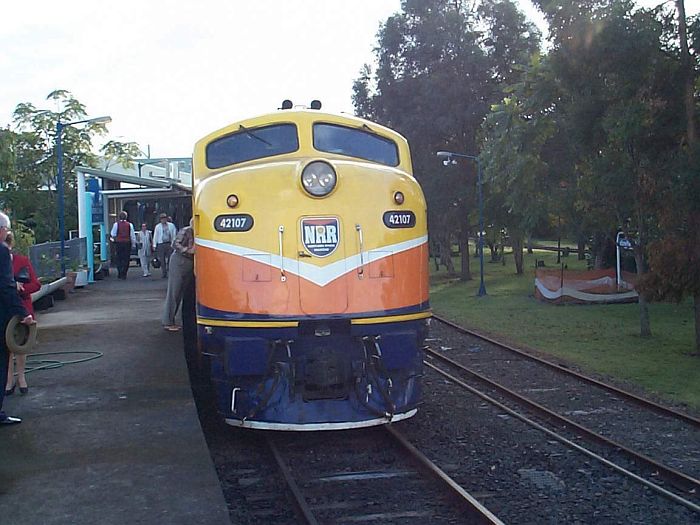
[239, 125, 272, 146]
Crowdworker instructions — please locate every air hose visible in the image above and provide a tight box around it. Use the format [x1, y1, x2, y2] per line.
[360, 336, 396, 417]
[244, 367, 281, 421]
[242, 341, 284, 420]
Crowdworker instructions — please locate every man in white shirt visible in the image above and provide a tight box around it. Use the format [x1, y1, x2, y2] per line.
[152, 213, 177, 278]
[109, 211, 136, 280]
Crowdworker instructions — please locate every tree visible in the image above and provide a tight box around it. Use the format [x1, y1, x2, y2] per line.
[101, 140, 143, 170]
[639, 0, 700, 352]
[354, 0, 539, 280]
[480, 54, 558, 275]
[5, 90, 107, 241]
[1, 90, 139, 243]
[528, 0, 687, 337]
[0, 128, 15, 187]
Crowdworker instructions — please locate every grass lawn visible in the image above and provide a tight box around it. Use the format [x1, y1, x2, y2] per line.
[429, 246, 700, 411]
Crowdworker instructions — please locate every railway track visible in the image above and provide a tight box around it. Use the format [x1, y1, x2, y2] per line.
[433, 315, 700, 427]
[426, 316, 700, 515]
[266, 427, 504, 524]
[430, 315, 700, 478]
[189, 320, 699, 523]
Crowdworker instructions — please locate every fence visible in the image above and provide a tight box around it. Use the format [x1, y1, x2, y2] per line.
[29, 238, 87, 279]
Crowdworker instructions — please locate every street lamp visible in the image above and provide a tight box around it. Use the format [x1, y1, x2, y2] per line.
[436, 150, 487, 297]
[56, 115, 111, 276]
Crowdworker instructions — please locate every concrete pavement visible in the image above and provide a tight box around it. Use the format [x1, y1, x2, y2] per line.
[0, 274, 230, 525]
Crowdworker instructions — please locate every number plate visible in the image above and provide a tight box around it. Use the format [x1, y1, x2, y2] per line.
[214, 214, 254, 232]
[383, 211, 416, 228]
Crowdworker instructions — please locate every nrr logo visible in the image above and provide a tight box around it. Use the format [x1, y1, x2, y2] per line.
[301, 217, 340, 257]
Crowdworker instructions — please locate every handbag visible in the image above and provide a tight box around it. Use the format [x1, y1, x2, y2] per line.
[15, 266, 31, 284]
[151, 257, 161, 269]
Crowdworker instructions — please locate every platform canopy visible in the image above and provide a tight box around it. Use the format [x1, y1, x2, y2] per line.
[78, 156, 192, 192]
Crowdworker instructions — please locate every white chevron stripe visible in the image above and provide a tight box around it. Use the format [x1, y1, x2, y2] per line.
[196, 235, 428, 287]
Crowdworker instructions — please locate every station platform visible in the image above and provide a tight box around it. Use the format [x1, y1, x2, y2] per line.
[0, 275, 231, 525]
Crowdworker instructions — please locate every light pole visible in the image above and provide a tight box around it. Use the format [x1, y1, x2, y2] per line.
[557, 213, 562, 264]
[56, 115, 111, 276]
[615, 231, 632, 291]
[436, 150, 487, 297]
[556, 181, 568, 264]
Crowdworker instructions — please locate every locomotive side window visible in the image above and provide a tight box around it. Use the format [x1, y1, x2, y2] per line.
[206, 123, 299, 169]
[313, 123, 399, 167]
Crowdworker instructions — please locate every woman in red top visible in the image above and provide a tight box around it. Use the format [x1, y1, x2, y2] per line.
[5, 232, 40, 395]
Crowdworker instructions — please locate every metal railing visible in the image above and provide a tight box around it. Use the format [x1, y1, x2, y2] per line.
[29, 238, 87, 279]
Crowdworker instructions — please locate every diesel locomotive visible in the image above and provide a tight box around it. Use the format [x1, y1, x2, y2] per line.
[191, 102, 430, 430]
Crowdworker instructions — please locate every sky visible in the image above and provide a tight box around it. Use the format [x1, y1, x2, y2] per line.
[1, 0, 697, 159]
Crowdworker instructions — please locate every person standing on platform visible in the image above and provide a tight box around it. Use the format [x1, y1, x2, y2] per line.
[0, 212, 34, 425]
[137, 223, 153, 277]
[5, 231, 40, 396]
[110, 211, 136, 280]
[162, 219, 195, 332]
[152, 213, 176, 279]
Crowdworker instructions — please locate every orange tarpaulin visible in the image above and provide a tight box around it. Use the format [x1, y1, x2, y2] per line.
[535, 268, 638, 304]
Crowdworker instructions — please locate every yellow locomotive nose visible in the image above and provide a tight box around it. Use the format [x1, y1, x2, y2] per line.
[192, 108, 429, 431]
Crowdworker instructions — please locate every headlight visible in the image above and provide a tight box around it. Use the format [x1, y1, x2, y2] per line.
[301, 161, 336, 197]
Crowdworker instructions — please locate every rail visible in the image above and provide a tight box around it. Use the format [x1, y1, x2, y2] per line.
[433, 315, 700, 427]
[267, 427, 505, 524]
[424, 357, 700, 514]
[425, 347, 700, 495]
[384, 426, 505, 525]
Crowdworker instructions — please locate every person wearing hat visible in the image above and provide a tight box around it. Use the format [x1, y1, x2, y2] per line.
[152, 213, 176, 279]
[0, 211, 34, 425]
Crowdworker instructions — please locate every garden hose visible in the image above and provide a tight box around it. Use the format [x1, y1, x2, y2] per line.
[15, 351, 104, 375]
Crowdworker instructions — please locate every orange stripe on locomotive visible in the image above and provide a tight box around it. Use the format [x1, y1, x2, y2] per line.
[195, 241, 428, 317]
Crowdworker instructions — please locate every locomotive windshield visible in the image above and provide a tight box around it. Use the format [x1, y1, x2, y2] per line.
[206, 123, 299, 168]
[313, 123, 399, 166]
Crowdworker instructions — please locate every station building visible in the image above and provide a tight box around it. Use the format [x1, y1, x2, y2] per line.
[74, 157, 192, 281]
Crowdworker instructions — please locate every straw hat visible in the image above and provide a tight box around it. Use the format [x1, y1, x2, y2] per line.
[5, 316, 37, 355]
